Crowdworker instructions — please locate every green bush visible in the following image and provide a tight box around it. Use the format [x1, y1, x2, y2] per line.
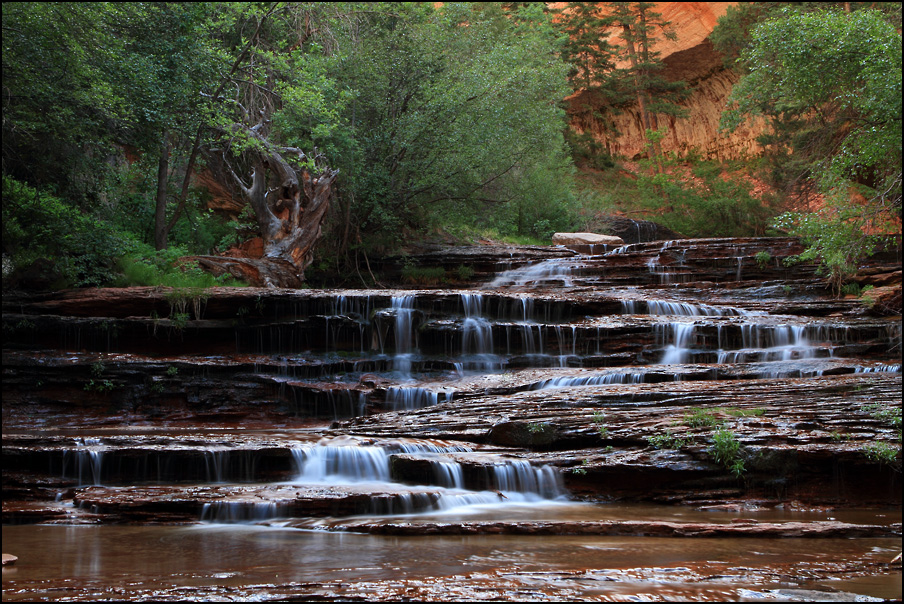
[710, 429, 746, 477]
[647, 429, 690, 450]
[684, 408, 725, 428]
[2, 175, 134, 288]
[400, 265, 446, 285]
[635, 157, 777, 238]
[114, 244, 244, 289]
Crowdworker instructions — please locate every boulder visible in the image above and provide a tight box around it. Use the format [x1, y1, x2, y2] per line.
[552, 232, 625, 246]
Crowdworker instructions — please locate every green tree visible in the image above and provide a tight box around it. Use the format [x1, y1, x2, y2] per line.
[605, 1, 689, 169]
[2, 3, 129, 205]
[552, 2, 625, 166]
[316, 2, 574, 254]
[722, 8, 902, 293]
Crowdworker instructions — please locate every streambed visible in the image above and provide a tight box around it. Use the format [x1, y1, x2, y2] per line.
[3, 237, 901, 601]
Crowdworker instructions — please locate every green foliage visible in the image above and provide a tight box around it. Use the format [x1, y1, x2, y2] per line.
[527, 422, 555, 437]
[455, 265, 476, 281]
[315, 2, 575, 251]
[166, 366, 179, 377]
[772, 210, 891, 296]
[754, 251, 772, 268]
[684, 408, 725, 429]
[635, 154, 778, 237]
[169, 312, 189, 330]
[723, 8, 902, 292]
[710, 429, 746, 477]
[2, 176, 134, 288]
[859, 285, 877, 309]
[400, 265, 446, 286]
[647, 429, 690, 450]
[114, 244, 244, 289]
[84, 378, 115, 393]
[863, 403, 903, 431]
[592, 411, 608, 438]
[861, 443, 901, 471]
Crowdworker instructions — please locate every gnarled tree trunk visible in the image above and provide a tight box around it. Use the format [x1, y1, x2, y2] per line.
[187, 127, 338, 288]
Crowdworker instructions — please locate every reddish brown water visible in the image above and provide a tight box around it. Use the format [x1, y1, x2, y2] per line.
[3, 519, 901, 601]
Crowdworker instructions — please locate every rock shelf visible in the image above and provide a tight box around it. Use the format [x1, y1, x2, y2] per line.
[2, 237, 901, 602]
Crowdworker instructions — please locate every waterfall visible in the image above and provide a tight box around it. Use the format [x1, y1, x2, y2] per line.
[288, 439, 567, 510]
[855, 363, 901, 374]
[391, 295, 416, 376]
[646, 300, 750, 317]
[63, 437, 104, 486]
[292, 444, 392, 483]
[385, 386, 453, 411]
[531, 371, 646, 390]
[431, 460, 465, 489]
[485, 460, 565, 499]
[201, 501, 287, 523]
[459, 292, 498, 371]
[488, 259, 574, 288]
[658, 322, 696, 364]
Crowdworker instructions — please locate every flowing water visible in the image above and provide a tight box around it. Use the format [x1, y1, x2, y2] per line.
[3, 237, 901, 601]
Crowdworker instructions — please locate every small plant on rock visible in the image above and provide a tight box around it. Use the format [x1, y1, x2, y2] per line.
[647, 429, 690, 450]
[710, 429, 746, 477]
[685, 408, 724, 428]
[590, 411, 609, 438]
[861, 443, 901, 471]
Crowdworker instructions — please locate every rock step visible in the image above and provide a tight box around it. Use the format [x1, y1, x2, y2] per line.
[313, 519, 902, 538]
[342, 373, 903, 449]
[4, 311, 897, 358]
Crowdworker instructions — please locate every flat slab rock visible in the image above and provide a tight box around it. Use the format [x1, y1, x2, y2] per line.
[327, 519, 901, 538]
[552, 232, 625, 246]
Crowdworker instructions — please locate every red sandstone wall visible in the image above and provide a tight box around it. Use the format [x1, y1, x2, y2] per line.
[566, 2, 763, 161]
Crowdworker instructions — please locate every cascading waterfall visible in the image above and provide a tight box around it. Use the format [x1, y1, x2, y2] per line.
[285, 439, 568, 515]
[292, 444, 392, 483]
[855, 363, 902, 373]
[531, 371, 647, 390]
[487, 460, 564, 499]
[201, 449, 259, 483]
[658, 322, 696, 364]
[717, 324, 820, 364]
[391, 295, 417, 376]
[201, 501, 287, 523]
[645, 300, 755, 317]
[488, 259, 574, 288]
[459, 293, 499, 371]
[385, 386, 454, 410]
[63, 437, 104, 486]
[431, 460, 465, 489]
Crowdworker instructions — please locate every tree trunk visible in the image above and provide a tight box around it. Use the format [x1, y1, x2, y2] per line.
[188, 127, 338, 288]
[154, 135, 170, 251]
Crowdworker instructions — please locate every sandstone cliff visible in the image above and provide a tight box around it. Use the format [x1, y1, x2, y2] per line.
[568, 2, 763, 161]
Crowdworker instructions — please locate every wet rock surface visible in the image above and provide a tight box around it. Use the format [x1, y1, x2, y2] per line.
[2, 237, 901, 601]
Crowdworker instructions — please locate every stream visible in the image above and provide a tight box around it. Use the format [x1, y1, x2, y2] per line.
[2, 236, 901, 601]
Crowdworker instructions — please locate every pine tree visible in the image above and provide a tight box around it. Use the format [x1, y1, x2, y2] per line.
[605, 2, 689, 168]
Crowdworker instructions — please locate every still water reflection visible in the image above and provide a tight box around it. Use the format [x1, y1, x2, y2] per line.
[3, 524, 901, 601]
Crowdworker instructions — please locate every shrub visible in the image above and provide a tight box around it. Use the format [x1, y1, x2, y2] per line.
[2, 175, 133, 288]
[710, 429, 746, 477]
[401, 265, 446, 285]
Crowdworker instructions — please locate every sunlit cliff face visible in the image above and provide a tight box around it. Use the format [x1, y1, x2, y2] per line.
[564, 2, 763, 162]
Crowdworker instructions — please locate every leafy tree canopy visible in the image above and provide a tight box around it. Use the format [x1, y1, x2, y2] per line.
[721, 7, 902, 292]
